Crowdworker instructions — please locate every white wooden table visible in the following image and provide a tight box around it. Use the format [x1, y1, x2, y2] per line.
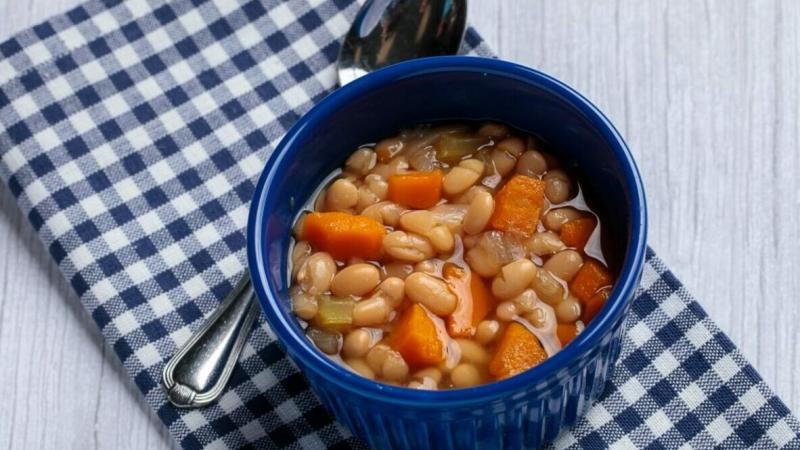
[1, 1, 798, 448]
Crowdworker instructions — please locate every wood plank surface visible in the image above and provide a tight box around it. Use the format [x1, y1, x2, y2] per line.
[0, 1, 797, 448]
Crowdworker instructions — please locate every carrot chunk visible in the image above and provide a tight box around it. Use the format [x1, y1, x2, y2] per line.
[387, 170, 443, 209]
[376, 147, 391, 163]
[300, 212, 386, 260]
[389, 304, 445, 369]
[488, 322, 547, 380]
[444, 264, 494, 337]
[581, 288, 610, 323]
[556, 323, 579, 347]
[569, 259, 613, 303]
[560, 217, 596, 251]
[489, 175, 546, 237]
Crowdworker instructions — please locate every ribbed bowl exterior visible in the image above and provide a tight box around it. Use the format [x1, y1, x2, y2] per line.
[295, 306, 630, 450]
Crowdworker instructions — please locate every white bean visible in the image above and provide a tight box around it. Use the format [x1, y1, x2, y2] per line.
[427, 225, 454, 253]
[531, 267, 565, 305]
[527, 231, 566, 256]
[543, 207, 583, 232]
[331, 264, 381, 297]
[516, 150, 547, 177]
[456, 339, 491, 364]
[346, 148, 377, 175]
[543, 169, 572, 203]
[463, 190, 494, 235]
[365, 174, 388, 199]
[326, 179, 359, 212]
[525, 307, 548, 328]
[496, 137, 525, 158]
[478, 122, 509, 138]
[399, 210, 436, 234]
[297, 252, 336, 294]
[353, 295, 391, 326]
[399, 210, 454, 254]
[381, 351, 410, 382]
[543, 250, 584, 282]
[489, 147, 517, 177]
[290, 287, 318, 320]
[443, 159, 484, 195]
[343, 328, 373, 358]
[475, 320, 500, 345]
[430, 204, 468, 233]
[455, 185, 490, 205]
[404, 272, 457, 316]
[380, 262, 414, 280]
[414, 260, 439, 275]
[371, 156, 409, 179]
[496, 301, 518, 321]
[462, 233, 481, 249]
[356, 185, 381, 212]
[524, 303, 556, 330]
[451, 363, 481, 388]
[383, 231, 435, 262]
[377, 277, 405, 306]
[345, 358, 376, 380]
[513, 288, 539, 313]
[291, 241, 312, 278]
[555, 297, 582, 323]
[366, 344, 391, 373]
[492, 259, 537, 300]
[465, 245, 502, 278]
[362, 201, 405, 226]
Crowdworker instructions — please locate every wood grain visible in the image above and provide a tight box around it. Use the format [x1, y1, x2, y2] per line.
[1, 1, 798, 448]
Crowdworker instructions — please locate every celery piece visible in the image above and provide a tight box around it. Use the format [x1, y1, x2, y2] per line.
[435, 133, 491, 165]
[306, 327, 342, 354]
[314, 295, 354, 332]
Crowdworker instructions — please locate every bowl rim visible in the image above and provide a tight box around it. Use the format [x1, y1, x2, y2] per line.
[247, 55, 647, 408]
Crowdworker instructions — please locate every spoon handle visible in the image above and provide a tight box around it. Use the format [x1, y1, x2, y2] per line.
[161, 274, 259, 408]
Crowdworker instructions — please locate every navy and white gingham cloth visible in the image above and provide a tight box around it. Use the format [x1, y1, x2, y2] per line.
[0, 0, 798, 448]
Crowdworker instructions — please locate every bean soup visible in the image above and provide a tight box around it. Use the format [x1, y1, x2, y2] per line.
[289, 122, 616, 389]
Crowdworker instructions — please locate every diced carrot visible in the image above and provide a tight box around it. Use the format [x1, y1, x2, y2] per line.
[560, 217, 596, 251]
[376, 139, 404, 163]
[488, 322, 548, 380]
[389, 304, 445, 368]
[556, 323, 579, 347]
[300, 212, 386, 260]
[569, 259, 613, 303]
[489, 175, 546, 238]
[376, 147, 392, 163]
[444, 264, 494, 337]
[387, 170, 443, 209]
[581, 287, 610, 323]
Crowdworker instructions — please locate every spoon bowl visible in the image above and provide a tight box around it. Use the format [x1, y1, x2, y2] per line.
[337, 0, 467, 85]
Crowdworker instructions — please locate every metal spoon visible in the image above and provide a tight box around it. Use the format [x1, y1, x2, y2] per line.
[161, 0, 467, 408]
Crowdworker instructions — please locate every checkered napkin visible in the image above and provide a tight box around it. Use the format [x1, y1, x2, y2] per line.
[0, 0, 798, 448]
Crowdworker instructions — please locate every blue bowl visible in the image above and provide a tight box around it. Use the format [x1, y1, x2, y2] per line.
[247, 56, 647, 449]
